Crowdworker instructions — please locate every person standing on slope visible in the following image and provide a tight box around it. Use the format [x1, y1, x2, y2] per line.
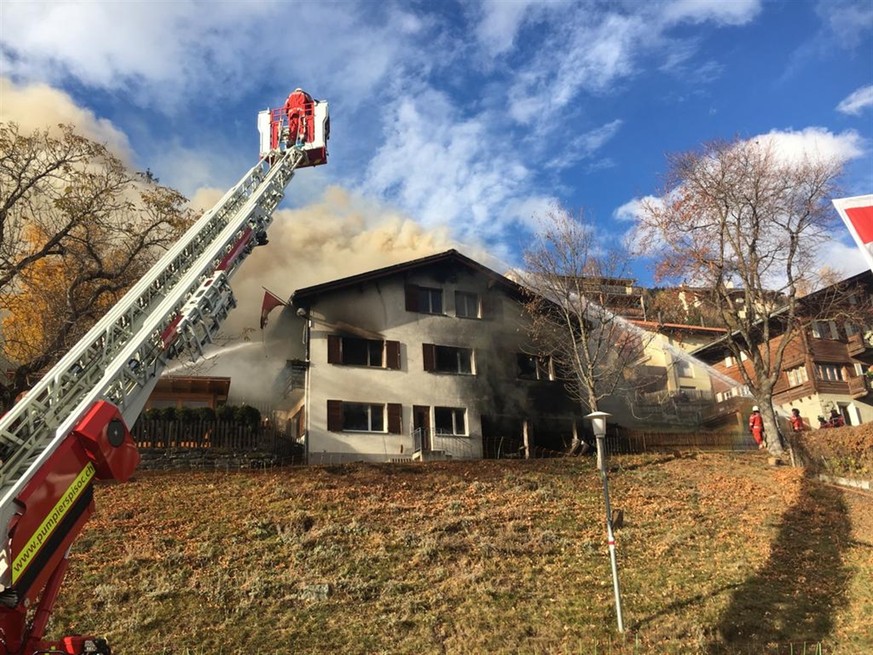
[749, 406, 765, 450]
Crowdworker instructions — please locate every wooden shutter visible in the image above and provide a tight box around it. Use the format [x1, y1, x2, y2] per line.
[405, 285, 419, 312]
[422, 343, 436, 371]
[327, 334, 342, 364]
[327, 400, 343, 431]
[386, 340, 401, 370]
[387, 403, 402, 434]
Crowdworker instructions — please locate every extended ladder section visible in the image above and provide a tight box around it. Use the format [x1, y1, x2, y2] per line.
[0, 147, 304, 591]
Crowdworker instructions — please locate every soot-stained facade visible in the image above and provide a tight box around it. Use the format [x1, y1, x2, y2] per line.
[283, 250, 580, 464]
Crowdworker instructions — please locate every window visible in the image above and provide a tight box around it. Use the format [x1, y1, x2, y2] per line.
[675, 358, 694, 378]
[327, 400, 401, 433]
[327, 335, 400, 369]
[845, 322, 859, 337]
[724, 355, 735, 368]
[419, 287, 443, 314]
[405, 285, 444, 314]
[812, 321, 838, 339]
[342, 337, 382, 366]
[517, 353, 553, 380]
[343, 402, 384, 432]
[423, 344, 474, 374]
[455, 291, 480, 318]
[716, 385, 750, 402]
[786, 365, 809, 387]
[815, 364, 844, 382]
[434, 406, 466, 435]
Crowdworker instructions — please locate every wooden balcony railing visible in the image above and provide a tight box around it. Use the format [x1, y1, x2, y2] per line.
[847, 374, 868, 398]
[847, 332, 867, 356]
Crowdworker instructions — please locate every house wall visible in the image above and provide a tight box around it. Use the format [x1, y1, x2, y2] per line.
[301, 266, 574, 463]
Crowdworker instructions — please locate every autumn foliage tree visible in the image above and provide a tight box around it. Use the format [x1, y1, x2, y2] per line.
[0, 122, 194, 410]
[519, 207, 651, 444]
[632, 137, 845, 454]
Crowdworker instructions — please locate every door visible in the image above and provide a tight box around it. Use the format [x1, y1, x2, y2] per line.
[413, 405, 430, 452]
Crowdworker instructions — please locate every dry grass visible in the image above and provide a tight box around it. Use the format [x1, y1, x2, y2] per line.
[48, 453, 872, 654]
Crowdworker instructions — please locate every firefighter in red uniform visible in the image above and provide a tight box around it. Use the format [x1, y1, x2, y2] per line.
[749, 405, 765, 449]
[790, 408, 805, 432]
[284, 87, 314, 147]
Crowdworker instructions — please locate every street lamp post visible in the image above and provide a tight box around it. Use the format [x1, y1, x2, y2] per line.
[585, 411, 624, 633]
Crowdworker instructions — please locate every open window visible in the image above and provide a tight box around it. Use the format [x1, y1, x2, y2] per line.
[327, 335, 400, 369]
[423, 344, 474, 374]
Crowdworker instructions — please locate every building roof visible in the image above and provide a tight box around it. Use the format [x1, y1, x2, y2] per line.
[290, 249, 526, 305]
[689, 269, 873, 362]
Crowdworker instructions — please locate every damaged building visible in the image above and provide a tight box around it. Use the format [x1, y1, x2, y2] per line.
[276, 249, 581, 464]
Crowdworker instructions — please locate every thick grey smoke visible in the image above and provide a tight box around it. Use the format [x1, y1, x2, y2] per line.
[181, 185, 482, 403]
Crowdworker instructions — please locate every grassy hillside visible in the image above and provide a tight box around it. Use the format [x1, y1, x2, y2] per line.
[49, 453, 871, 654]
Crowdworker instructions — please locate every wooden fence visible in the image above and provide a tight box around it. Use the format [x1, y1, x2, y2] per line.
[482, 429, 756, 460]
[130, 417, 298, 455]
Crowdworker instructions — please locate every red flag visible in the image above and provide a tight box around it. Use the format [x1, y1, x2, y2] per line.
[260, 288, 288, 329]
[834, 194, 873, 273]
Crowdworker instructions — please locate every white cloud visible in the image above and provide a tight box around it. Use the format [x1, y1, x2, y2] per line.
[836, 85, 873, 116]
[614, 196, 653, 223]
[661, 0, 762, 26]
[815, 235, 870, 279]
[508, 12, 650, 125]
[756, 127, 866, 165]
[474, 0, 543, 56]
[547, 119, 624, 172]
[0, 1, 426, 114]
[815, 0, 873, 50]
[0, 2, 268, 110]
[361, 91, 535, 246]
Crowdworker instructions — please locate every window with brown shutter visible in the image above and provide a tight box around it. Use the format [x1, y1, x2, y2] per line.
[386, 340, 401, 370]
[387, 403, 402, 434]
[327, 400, 343, 431]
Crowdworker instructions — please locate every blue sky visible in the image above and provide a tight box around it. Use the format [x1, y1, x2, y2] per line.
[2, 0, 872, 289]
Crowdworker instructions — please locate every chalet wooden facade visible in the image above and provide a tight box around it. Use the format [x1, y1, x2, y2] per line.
[693, 271, 873, 429]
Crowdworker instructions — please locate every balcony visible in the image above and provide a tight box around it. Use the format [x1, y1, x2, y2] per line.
[847, 332, 867, 356]
[848, 374, 868, 398]
[813, 376, 869, 399]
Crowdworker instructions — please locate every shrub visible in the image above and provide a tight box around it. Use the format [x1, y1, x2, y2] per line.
[194, 407, 216, 422]
[216, 404, 235, 421]
[234, 404, 261, 427]
[792, 424, 873, 478]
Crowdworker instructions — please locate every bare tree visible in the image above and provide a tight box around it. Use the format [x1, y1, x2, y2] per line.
[632, 137, 845, 454]
[519, 206, 651, 443]
[0, 122, 194, 410]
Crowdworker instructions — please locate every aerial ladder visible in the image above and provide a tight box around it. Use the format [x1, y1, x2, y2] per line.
[0, 90, 329, 654]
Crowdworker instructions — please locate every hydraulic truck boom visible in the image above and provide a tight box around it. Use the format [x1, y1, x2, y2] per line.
[0, 91, 328, 654]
